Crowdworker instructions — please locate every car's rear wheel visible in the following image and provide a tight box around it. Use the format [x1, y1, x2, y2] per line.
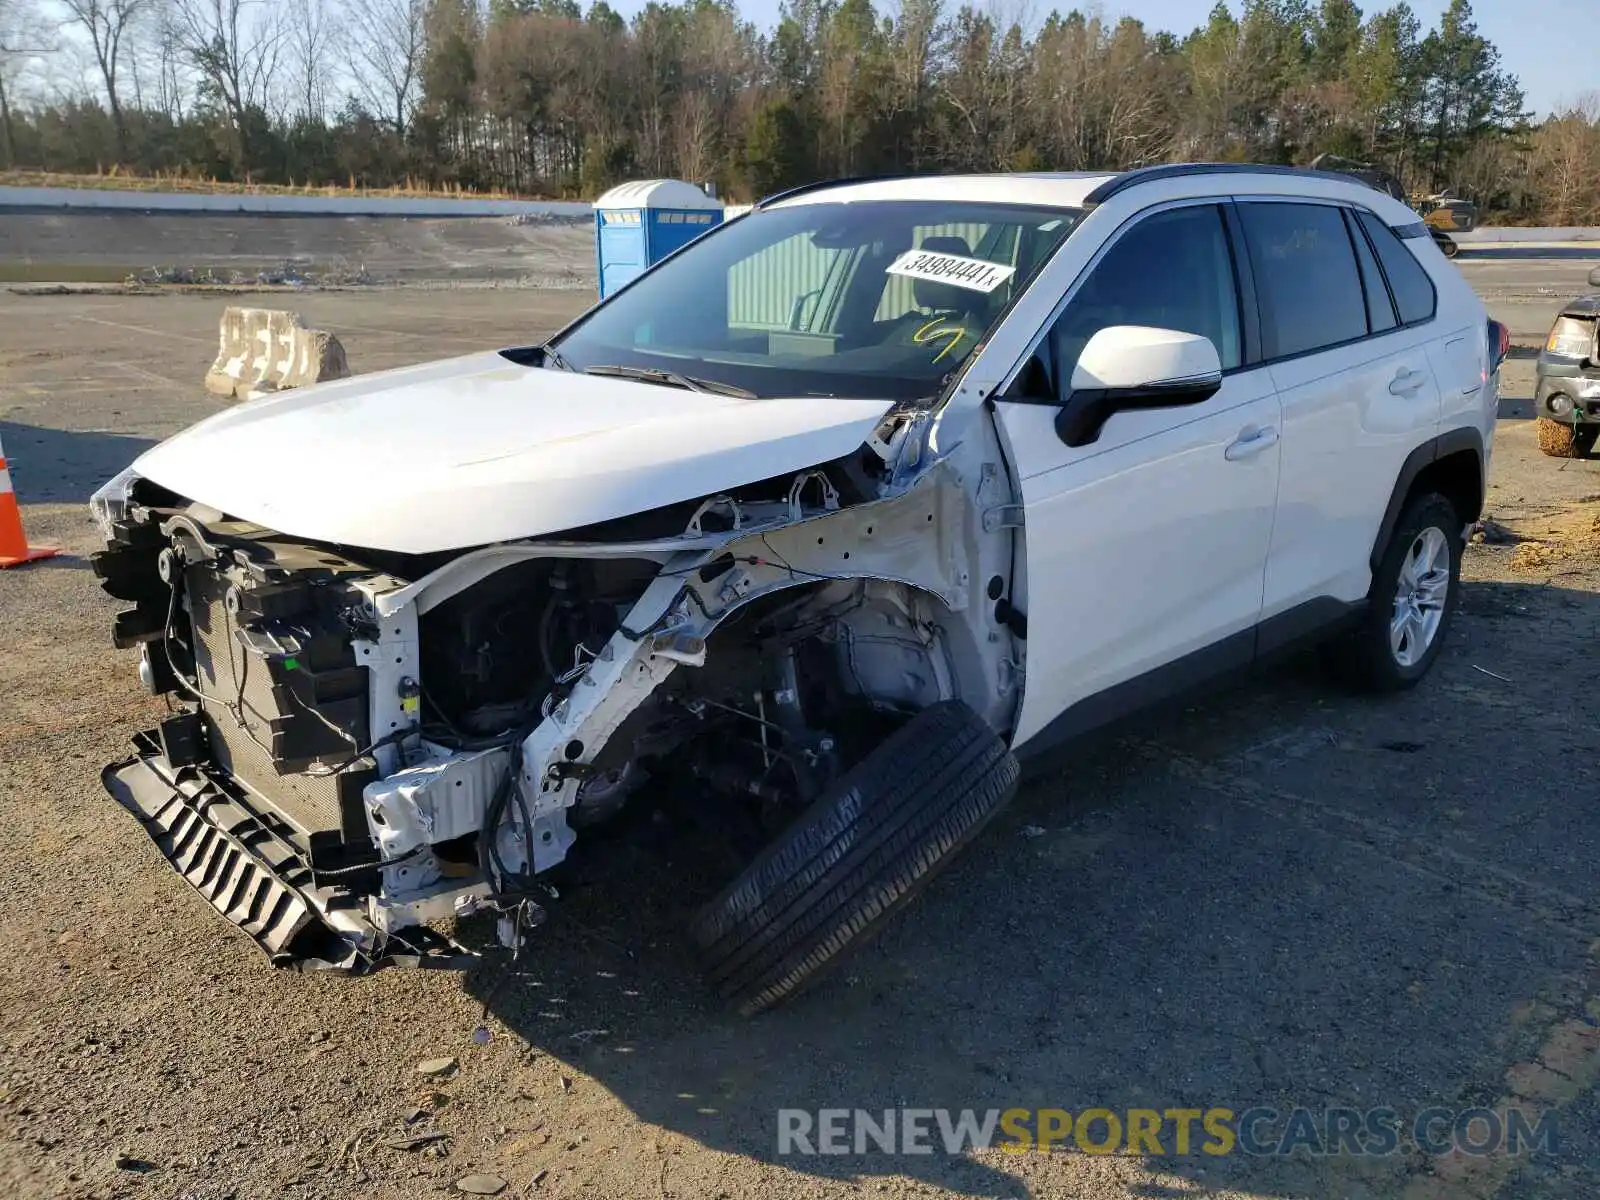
[689, 699, 1019, 1015]
[1322, 492, 1462, 692]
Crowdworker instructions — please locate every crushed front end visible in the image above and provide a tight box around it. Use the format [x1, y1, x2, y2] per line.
[91, 490, 491, 969]
[87, 471, 681, 970]
[86, 417, 1016, 975]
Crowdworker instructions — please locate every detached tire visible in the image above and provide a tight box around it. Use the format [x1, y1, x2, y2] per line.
[1537, 417, 1577, 458]
[1321, 492, 1462, 693]
[689, 700, 1019, 1015]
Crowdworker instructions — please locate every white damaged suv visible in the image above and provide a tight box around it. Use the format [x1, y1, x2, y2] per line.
[91, 165, 1505, 1012]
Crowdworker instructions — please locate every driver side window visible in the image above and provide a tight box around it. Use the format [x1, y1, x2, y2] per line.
[1048, 204, 1242, 390]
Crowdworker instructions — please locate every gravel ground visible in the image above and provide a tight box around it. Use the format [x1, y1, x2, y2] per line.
[2, 266, 1599, 1200]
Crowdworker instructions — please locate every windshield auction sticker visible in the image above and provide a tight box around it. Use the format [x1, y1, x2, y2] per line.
[886, 249, 1016, 294]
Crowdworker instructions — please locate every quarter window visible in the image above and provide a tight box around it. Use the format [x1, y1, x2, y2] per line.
[1047, 204, 1242, 381]
[1345, 209, 1398, 335]
[1239, 202, 1368, 358]
[1356, 210, 1438, 326]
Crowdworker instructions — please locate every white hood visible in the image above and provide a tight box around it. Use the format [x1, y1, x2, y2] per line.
[133, 353, 895, 554]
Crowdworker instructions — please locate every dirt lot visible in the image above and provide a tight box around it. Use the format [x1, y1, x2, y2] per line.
[3, 269, 1600, 1200]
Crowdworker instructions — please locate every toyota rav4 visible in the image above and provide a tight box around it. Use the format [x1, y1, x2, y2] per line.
[90, 165, 1506, 1013]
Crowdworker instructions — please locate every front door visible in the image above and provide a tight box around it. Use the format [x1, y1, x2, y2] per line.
[994, 202, 1282, 748]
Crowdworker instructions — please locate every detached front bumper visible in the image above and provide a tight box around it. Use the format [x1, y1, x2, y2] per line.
[105, 730, 475, 972]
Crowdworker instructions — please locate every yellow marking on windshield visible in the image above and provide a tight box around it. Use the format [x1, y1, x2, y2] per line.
[914, 318, 968, 364]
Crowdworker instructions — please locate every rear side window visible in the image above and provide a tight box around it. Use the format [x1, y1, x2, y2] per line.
[1239, 202, 1368, 359]
[1356, 210, 1438, 326]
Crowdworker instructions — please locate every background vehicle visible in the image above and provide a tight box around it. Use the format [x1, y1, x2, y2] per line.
[1309, 153, 1461, 257]
[90, 165, 1504, 1013]
[1534, 265, 1600, 457]
[1421, 193, 1479, 234]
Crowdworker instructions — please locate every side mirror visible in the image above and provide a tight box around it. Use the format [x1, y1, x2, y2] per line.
[1057, 326, 1223, 448]
[1588, 266, 1600, 290]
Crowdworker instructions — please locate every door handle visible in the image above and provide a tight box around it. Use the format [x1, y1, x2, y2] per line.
[1390, 368, 1427, 395]
[1224, 425, 1279, 461]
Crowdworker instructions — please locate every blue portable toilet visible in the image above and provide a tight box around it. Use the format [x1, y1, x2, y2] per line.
[594, 179, 724, 298]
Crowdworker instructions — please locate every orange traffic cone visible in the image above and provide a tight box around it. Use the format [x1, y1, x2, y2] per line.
[0, 431, 61, 568]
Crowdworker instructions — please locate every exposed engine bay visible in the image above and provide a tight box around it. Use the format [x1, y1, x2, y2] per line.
[90, 407, 1023, 972]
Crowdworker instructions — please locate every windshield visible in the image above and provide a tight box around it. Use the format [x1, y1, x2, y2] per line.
[551, 200, 1083, 402]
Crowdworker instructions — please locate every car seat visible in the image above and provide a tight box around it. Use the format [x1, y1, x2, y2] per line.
[881, 236, 995, 365]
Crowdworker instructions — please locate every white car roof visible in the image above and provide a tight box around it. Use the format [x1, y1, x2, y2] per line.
[762, 165, 1423, 228]
[766, 172, 1118, 211]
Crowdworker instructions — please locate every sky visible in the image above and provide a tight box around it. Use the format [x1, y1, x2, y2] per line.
[603, 0, 1593, 119]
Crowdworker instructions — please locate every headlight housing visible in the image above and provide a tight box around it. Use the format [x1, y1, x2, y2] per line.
[89, 465, 142, 540]
[1545, 316, 1595, 360]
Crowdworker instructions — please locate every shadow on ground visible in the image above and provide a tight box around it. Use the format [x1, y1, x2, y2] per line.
[0, 420, 156, 502]
[464, 578, 1600, 1196]
[1499, 393, 1535, 420]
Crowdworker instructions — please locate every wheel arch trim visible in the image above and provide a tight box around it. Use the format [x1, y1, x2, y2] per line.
[1370, 426, 1485, 572]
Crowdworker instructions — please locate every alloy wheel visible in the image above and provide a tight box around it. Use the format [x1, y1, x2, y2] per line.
[1389, 526, 1450, 667]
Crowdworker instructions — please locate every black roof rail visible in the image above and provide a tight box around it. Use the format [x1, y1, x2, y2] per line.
[755, 174, 922, 210]
[1083, 162, 1350, 206]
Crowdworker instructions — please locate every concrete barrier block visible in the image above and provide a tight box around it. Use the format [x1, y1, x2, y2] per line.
[204, 307, 349, 399]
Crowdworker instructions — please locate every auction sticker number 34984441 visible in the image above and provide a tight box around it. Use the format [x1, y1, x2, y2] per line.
[885, 249, 1016, 294]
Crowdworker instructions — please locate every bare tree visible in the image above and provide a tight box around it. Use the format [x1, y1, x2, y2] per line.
[815, 0, 886, 176]
[1529, 97, 1600, 226]
[348, 0, 424, 135]
[674, 2, 752, 182]
[59, 0, 154, 158]
[884, 0, 942, 170]
[936, 9, 1008, 172]
[0, 0, 56, 167]
[675, 88, 715, 184]
[171, 0, 287, 170]
[150, 1, 188, 120]
[284, 0, 336, 120]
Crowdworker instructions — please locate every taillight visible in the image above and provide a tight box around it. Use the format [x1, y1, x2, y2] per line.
[1488, 319, 1510, 369]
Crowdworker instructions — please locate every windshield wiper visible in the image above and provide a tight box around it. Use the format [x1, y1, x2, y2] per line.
[583, 364, 756, 399]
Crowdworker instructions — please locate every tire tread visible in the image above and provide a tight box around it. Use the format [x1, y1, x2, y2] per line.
[689, 700, 1018, 1015]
